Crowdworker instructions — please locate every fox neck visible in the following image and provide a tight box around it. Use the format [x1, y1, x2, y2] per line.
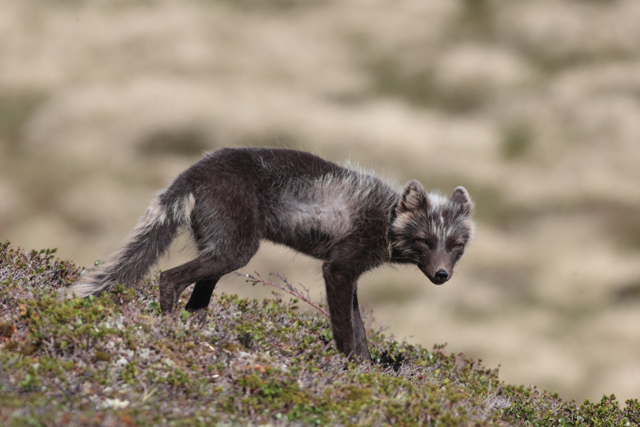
[386, 200, 412, 264]
[388, 238, 415, 264]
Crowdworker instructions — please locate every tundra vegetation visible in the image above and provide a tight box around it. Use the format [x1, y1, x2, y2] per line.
[1, 242, 639, 426]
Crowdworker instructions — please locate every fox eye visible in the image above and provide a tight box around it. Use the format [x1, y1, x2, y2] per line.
[452, 243, 464, 250]
[415, 238, 432, 248]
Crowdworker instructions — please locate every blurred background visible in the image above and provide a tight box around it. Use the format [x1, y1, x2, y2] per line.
[2, 0, 640, 403]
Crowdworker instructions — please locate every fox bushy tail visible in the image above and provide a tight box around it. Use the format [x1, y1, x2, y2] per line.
[68, 192, 195, 298]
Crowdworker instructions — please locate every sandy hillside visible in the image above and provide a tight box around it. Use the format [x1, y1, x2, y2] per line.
[1, 0, 640, 402]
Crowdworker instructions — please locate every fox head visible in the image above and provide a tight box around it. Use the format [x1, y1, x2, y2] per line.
[390, 180, 475, 285]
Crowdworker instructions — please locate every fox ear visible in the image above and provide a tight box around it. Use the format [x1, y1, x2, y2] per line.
[450, 186, 473, 214]
[398, 180, 429, 214]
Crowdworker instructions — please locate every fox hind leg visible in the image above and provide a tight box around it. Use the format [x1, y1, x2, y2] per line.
[160, 180, 261, 313]
[159, 250, 258, 313]
[159, 253, 221, 313]
[185, 276, 221, 311]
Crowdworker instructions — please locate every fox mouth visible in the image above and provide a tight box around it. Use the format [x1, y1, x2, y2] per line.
[428, 276, 448, 285]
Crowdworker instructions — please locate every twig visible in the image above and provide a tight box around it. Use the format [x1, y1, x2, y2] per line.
[236, 272, 329, 317]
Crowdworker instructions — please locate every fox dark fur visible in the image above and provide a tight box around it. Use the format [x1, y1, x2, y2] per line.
[69, 147, 475, 361]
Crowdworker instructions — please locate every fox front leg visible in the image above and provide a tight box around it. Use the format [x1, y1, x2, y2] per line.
[322, 261, 371, 361]
[352, 289, 372, 361]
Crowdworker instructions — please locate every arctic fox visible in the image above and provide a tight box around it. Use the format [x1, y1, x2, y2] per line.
[69, 147, 475, 361]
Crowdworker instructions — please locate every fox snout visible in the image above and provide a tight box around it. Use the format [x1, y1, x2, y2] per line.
[421, 265, 451, 285]
[434, 269, 449, 282]
[419, 251, 456, 285]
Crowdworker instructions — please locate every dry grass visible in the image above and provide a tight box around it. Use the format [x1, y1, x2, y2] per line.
[1, 0, 640, 402]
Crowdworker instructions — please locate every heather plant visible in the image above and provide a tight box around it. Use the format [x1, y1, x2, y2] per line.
[1, 241, 638, 426]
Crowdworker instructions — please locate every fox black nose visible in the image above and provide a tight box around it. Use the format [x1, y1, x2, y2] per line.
[435, 269, 449, 281]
